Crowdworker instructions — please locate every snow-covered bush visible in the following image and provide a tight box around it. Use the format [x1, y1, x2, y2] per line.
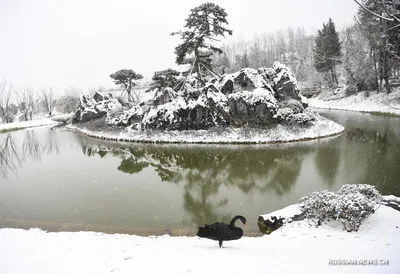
[344, 85, 357, 97]
[337, 184, 382, 203]
[300, 184, 382, 232]
[273, 106, 317, 126]
[300, 190, 337, 226]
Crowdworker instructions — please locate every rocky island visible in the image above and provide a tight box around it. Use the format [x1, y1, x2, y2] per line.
[69, 62, 344, 143]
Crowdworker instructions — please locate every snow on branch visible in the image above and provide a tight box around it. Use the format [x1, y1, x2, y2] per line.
[353, 0, 400, 23]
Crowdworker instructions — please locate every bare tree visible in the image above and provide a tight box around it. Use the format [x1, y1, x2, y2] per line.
[16, 86, 36, 121]
[0, 81, 14, 123]
[56, 86, 81, 113]
[40, 87, 57, 116]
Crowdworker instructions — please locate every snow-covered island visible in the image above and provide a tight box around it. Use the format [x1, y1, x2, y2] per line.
[68, 62, 344, 144]
[1, 184, 399, 274]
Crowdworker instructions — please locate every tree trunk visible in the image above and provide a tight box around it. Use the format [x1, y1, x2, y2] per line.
[329, 69, 335, 89]
[198, 63, 205, 86]
[127, 80, 132, 102]
[384, 56, 391, 94]
[373, 51, 380, 94]
[332, 62, 338, 85]
[379, 61, 384, 93]
[385, 76, 391, 94]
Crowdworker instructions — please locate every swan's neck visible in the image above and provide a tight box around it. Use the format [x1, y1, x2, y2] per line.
[230, 216, 241, 227]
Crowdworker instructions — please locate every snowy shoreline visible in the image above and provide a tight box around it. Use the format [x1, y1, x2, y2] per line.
[1, 203, 399, 274]
[66, 116, 344, 144]
[308, 89, 400, 116]
[0, 118, 61, 132]
[0, 113, 75, 132]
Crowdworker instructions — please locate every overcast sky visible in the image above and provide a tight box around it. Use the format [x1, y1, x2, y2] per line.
[0, 0, 359, 93]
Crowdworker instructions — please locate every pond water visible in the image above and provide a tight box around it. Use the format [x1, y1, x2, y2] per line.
[0, 110, 399, 236]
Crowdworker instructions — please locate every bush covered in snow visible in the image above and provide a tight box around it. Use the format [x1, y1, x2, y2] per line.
[344, 85, 357, 97]
[300, 184, 382, 232]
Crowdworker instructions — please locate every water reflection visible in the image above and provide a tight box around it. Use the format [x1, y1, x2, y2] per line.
[0, 129, 59, 178]
[318, 109, 400, 195]
[0, 135, 21, 178]
[346, 128, 400, 146]
[81, 145, 310, 195]
[80, 143, 314, 227]
[315, 145, 340, 187]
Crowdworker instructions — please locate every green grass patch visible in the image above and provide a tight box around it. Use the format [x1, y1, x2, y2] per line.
[0, 127, 25, 134]
[369, 111, 400, 117]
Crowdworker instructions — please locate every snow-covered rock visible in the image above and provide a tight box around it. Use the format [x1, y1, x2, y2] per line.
[106, 105, 144, 127]
[270, 61, 301, 101]
[72, 62, 325, 131]
[73, 92, 122, 123]
[140, 62, 309, 130]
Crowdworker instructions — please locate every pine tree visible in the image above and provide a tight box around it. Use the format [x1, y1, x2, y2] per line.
[171, 2, 232, 86]
[314, 18, 342, 87]
[110, 69, 143, 102]
[148, 69, 181, 91]
[249, 41, 262, 69]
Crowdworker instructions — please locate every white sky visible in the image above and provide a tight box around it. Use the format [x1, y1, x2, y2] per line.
[0, 0, 359, 93]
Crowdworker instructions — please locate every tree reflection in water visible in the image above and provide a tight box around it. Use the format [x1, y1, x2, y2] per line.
[81, 143, 310, 227]
[0, 135, 21, 178]
[345, 127, 400, 196]
[0, 129, 59, 178]
[315, 146, 340, 188]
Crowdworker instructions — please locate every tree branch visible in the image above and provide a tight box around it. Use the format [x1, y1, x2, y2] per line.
[353, 0, 394, 21]
[380, 1, 400, 24]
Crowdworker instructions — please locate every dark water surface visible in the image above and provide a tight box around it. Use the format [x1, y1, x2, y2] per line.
[0, 110, 399, 236]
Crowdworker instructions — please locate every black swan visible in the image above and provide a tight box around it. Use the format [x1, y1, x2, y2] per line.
[197, 215, 247, 248]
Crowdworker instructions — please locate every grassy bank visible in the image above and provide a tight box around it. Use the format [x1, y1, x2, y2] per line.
[369, 111, 400, 117]
[0, 127, 25, 134]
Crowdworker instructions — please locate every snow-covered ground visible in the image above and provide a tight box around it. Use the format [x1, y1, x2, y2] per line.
[309, 89, 400, 116]
[0, 118, 60, 131]
[1, 204, 399, 274]
[67, 116, 344, 144]
[0, 114, 73, 132]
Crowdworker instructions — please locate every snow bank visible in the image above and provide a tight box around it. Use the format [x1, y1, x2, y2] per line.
[259, 204, 303, 223]
[309, 89, 400, 116]
[1, 204, 399, 274]
[384, 195, 400, 203]
[0, 118, 60, 131]
[66, 115, 344, 144]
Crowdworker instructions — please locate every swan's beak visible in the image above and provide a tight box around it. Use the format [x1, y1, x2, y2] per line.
[244, 223, 247, 227]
